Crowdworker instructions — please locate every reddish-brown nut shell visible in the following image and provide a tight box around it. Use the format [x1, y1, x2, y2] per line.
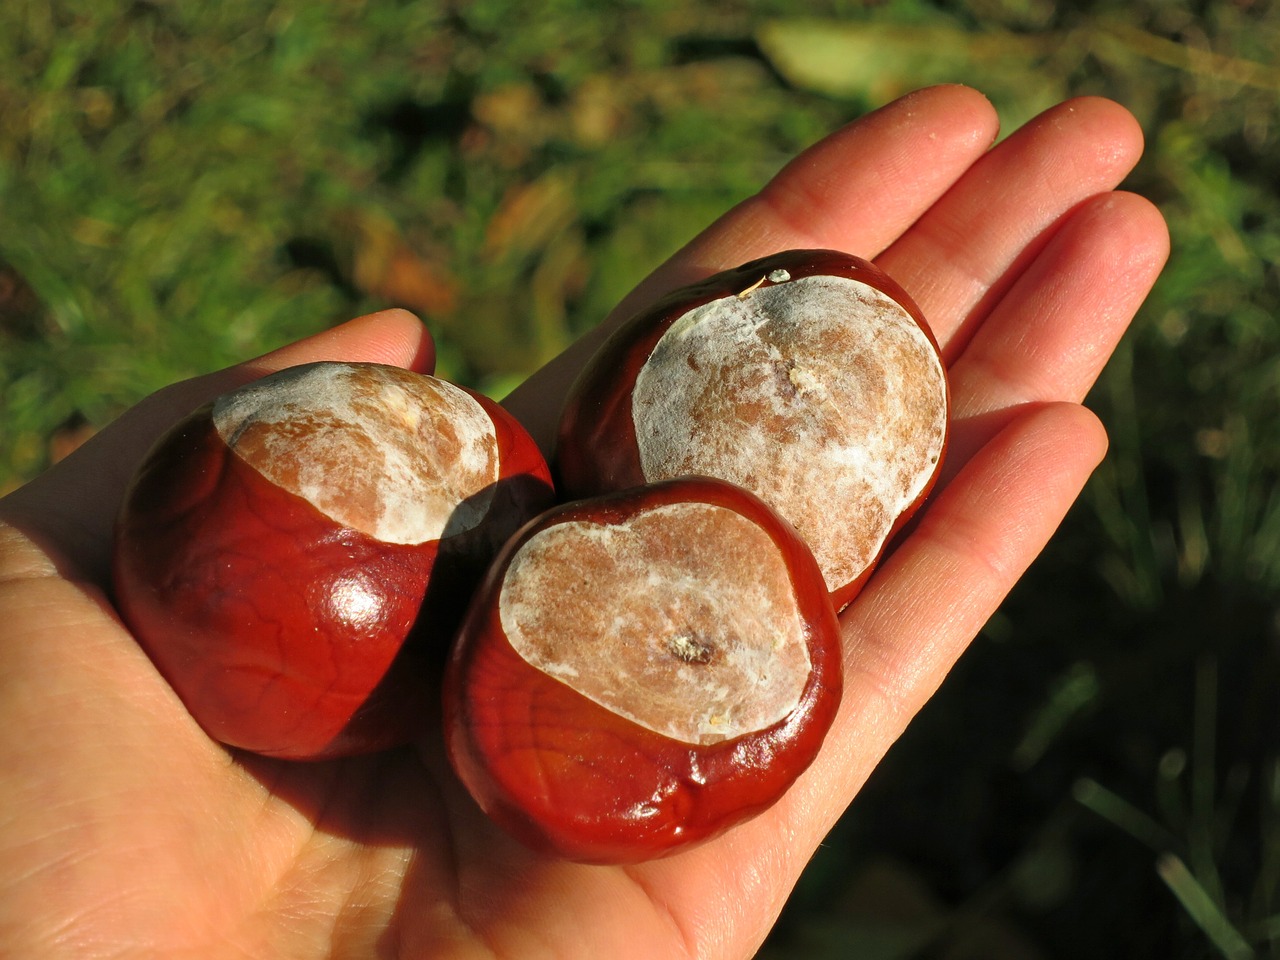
[443, 477, 842, 863]
[113, 361, 553, 760]
[556, 249, 950, 611]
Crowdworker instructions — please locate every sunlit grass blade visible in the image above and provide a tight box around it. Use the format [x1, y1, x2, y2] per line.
[1157, 853, 1254, 960]
[1072, 777, 1181, 852]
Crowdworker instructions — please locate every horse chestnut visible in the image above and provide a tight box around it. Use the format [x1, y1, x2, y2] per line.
[113, 361, 553, 760]
[556, 249, 949, 610]
[444, 477, 842, 863]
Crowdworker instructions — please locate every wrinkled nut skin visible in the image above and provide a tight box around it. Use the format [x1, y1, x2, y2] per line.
[443, 478, 842, 864]
[112, 363, 553, 761]
[556, 249, 950, 611]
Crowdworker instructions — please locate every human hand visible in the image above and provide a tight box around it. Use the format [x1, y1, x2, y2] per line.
[0, 85, 1167, 958]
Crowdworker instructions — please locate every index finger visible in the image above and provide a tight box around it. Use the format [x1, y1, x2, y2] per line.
[503, 84, 1001, 450]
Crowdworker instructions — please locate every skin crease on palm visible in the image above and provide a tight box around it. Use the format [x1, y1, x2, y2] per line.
[0, 85, 1169, 959]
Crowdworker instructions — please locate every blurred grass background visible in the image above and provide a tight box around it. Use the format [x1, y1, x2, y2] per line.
[2, 0, 1278, 956]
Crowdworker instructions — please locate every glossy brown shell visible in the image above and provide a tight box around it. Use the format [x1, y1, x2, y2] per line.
[443, 477, 843, 863]
[555, 249, 949, 611]
[113, 364, 554, 760]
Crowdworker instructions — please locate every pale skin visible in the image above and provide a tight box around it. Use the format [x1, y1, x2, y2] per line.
[0, 85, 1168, 958]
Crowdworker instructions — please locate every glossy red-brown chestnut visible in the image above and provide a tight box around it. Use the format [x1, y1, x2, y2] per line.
[443, 477, 842, 863]
[556, 249, 950, 611]
[113, 361, 553, 760]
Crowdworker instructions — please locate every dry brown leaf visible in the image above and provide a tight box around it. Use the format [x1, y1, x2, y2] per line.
[482, 174, 576, 261]
[351, 213, 458, 317]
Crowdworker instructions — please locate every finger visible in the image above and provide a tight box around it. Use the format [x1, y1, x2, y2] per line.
[615, 84, 1000, 319]
[876, 96, 1147, 360]
[840, 401, 1107, 721]
[254, 306, 435, 376]
[799, 402, 1108, 862]
[940, 192, 1168, 475]
[0, 308, 433, 581]
[503, 84, 1000, 448]
[949, 191, 1169, 419]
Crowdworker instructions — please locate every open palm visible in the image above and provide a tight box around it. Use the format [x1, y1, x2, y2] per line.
[0, 85, 1168, 959]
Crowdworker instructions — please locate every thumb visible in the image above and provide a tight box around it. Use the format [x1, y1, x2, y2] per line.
[0, 308, 433, 584]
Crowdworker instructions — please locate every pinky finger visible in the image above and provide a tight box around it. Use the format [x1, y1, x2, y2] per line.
[691, 402, 1114, 920]
[822, 402, 1108, 802]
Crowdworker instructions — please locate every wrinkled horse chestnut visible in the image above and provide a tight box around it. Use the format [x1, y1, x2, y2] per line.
[113, 361, 553, 760]
[444, 477, 842, 863]
[556, 249, 949, 610]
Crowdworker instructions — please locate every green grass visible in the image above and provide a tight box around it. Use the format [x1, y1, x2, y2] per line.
[3, 1, 1280, 956]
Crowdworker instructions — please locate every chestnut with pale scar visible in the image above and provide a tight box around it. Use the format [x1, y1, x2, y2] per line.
[113, 361, 553, 760]
[443, 478, 842, 864]
[556, 249, 950, 611]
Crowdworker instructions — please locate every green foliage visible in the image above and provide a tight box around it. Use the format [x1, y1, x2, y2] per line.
[3, 0, 1279, 957]
[0, 0, 852, 484]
